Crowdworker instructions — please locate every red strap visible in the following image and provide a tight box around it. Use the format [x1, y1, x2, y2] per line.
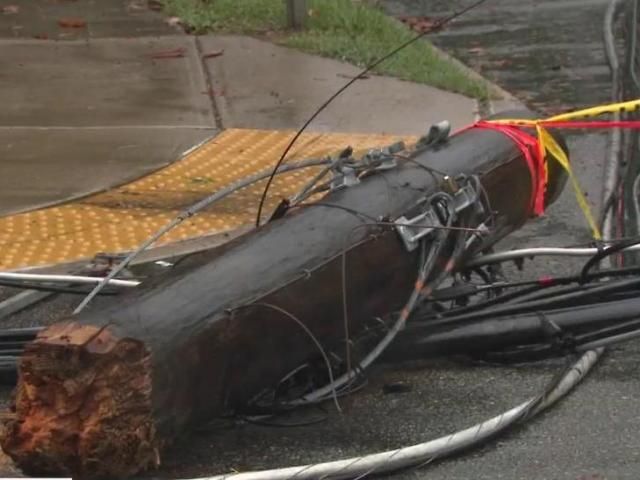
[450, 118, 640, 216]
[471, 120, 545, 216]
[541, 120, 640, 129]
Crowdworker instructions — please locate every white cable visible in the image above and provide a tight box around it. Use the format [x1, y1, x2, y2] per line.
[466, 244, 640, 267]
[179, 350, 600, 480]
[0, 272, 139, 288]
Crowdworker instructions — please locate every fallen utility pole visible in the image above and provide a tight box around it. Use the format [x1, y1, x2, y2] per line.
[1, 114, 569, 478]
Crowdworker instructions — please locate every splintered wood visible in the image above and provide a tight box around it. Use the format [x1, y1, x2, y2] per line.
[1, 322, 157, 478]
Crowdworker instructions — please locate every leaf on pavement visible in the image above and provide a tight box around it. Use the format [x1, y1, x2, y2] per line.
[2, 5, 19, 14]
[201, 88, 225, 97]
[57, 17, 87, 28]
[165, 16, 182, 27]
[202, 50, 224, 59]
[397, 15, 440, 33]
[149, 47, 186, 59]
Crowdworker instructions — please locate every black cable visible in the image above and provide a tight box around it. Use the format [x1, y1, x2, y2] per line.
[599, 187, 620, 231]
[424, 284, 544, 318]
[475, 344, 561, 364]
[469, 267, 494, 302]
[426, 264, 640, 319]
[423, 276, 640, 329]
[477, 316, 640, 364]
[579, 237, 640, 282]
[502, 264, 640, 289]
[240, 413, 328, 428]
[0, 327, 42, 338]
[573, 317, 640, 344]
[509, 281, 609, 305]
[253, 0, 489, 227]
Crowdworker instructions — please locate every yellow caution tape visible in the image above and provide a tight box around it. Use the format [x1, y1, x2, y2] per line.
[477, 99, 640, 240]
[537, 127, 601, 239]
[547, 98, 640, 121]
[483, 118, 601, 239]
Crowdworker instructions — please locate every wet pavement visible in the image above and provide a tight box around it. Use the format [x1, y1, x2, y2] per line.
[0, 0, 217, 217]
[0, 0, 177, 40]
[0, 0, 478, 218]
[382, 0, 613, 114]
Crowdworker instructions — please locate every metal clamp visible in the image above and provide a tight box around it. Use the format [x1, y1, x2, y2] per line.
[395, 208, 442, 252]
[361, 141, 406, 171]
[452, 181, 480, 213]
[329, 141, 407, 192]
[394, 179, 480, 252]
[417, 120, 451, 148]
[330, 165, 360, 191]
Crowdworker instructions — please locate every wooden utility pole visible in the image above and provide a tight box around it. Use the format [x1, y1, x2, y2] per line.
[285, 0, 308, 29]
[1, 122, 572, 479]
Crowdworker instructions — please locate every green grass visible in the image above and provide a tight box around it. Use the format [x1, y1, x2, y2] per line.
[162, 0, 286, 32]
[161, 0, 490, 99]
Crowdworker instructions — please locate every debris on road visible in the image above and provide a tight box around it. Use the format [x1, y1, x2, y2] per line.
[57, 17, 87, 28]
[1, 5, 19, 15]
[202, 49, 224, 59]
[201, 87, 225, 97]
[165, 16, 182, 27]
[398, 15, 441, 33]
[148, 47, 186, 59]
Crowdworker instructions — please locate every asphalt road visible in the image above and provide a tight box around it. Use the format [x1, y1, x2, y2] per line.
[382, 0, 613, 115]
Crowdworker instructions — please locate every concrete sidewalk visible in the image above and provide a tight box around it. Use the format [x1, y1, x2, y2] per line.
[201, 35, 478, 134]
[0, 0, 217, 216]
[0, 0, 481, 217]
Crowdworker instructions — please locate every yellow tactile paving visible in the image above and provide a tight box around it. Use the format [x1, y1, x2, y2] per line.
[1, 128, 416, 270]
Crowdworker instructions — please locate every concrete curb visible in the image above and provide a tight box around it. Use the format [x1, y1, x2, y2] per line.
[195, 35, 226, 130]
[428, 42, 517, 102]
[428, 43, 525, 116]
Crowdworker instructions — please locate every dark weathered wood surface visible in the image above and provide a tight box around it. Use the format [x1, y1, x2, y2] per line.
[1, 120, 568, 478]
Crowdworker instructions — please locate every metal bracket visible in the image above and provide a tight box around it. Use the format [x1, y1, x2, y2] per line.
[451, 181, 480, 213]
[361, 141, 406, 171]
[395, 208, 442, 252]
[329, 165, 360, 191]
[417, 120, 451, 148]
[395, 180, 480, 252]
[328, 141, 407, 192]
